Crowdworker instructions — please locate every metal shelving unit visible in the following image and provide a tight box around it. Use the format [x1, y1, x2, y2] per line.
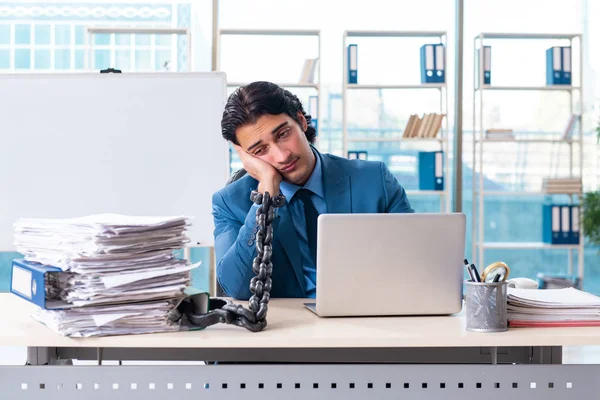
[342, 30, 450, 211]
[472, 32, 585, 281]
[216, 28, 321, 89]
[216, 28, 321, 149]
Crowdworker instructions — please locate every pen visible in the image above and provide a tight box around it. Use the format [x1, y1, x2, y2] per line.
[470, 263, 482, 282]
[492, 273, 501, 283]
[464, 259, 476, 282]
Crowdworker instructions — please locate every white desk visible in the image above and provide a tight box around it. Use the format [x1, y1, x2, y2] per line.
[2, 294, 600, 399]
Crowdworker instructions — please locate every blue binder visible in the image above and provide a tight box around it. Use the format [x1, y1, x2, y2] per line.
[347, 150, 367, 160]
[562, 46, 572, 85]
[10, 258, 63, 309]
[308, 95, 318, 135]
[347, 44, 358, 84]
[542, 204, 561, 244]
[420, 44, 435, 83]
[418, 151, 443, 190]
[570, 205, 580, 244]
[546, 46, 563, 85]
[434, 43, 445, 83]
[476, 46, 491, 87]
[560, 205, 571, 244]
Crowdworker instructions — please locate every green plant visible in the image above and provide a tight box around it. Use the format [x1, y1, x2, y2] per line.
[583, 191, 600, 249]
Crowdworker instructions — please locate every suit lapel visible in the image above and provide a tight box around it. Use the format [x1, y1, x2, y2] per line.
[320, 151, 352, 214]
[274, 205, 305, 295]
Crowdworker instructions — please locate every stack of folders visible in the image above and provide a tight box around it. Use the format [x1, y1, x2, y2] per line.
[402, 113, 445, 139]
[542, 178, 582, 194]
[507, 287, 600, 327]
[484, 128, 515, 140]
[12, 214, 200, 337]
[299, 58, 319, 84]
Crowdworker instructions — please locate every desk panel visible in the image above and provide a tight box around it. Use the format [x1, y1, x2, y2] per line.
[1, 364, 598, 400]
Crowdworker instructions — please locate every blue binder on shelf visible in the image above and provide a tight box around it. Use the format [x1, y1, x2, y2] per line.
[347, 44, 358, 84]
[560, 205, 571, 244]
[10, 258, 64, 309]
[418, 151, 443, 190]
[434, 43, 445, 83]
[542, 204, 561, 245]
[562, 46, 572, 85]
[476, 46, 491, 87]
[420, 44, 435, 83]
[308, 95, 318, 135]
[570, 204, 580, 244]
[347, 150, 367, 160]
[546, 46, 563, 85]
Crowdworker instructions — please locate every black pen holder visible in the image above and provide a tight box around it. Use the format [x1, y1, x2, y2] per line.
[464, 281, 508, 332]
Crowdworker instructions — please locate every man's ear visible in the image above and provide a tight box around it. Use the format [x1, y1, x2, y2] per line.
[297, 111, 308, 132]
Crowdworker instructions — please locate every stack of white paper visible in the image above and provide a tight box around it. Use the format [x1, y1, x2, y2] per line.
[13, 213, 199, 337]
[507, 287, 600, 327]
[31, 299, 182, 337]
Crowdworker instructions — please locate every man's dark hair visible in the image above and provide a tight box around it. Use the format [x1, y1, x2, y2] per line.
[221, 81, 316, 145]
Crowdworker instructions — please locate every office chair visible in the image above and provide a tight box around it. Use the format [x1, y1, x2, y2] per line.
[215, 168, 248, 297]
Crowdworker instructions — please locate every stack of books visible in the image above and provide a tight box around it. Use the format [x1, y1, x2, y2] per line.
[484, 128, 515, 140]
[542, 178, 582, 194]
[11, 214, 200, 337]
[402, 113, 445, 139]
[508, 287, 600, 327]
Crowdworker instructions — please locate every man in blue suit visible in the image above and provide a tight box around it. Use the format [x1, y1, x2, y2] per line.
[213, 81, 414, 300]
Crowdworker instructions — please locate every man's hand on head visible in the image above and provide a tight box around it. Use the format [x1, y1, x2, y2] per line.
[233, 144, 282, 196]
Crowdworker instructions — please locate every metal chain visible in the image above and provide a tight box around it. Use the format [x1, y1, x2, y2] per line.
[178, 190, 285, 332]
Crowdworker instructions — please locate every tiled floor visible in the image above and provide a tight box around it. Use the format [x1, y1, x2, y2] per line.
[2, 345, 600, 365]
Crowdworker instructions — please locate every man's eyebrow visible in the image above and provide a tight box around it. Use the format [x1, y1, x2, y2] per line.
[246, 122, 289, 152]
[271, 121, 288, 134]
[246, 140, 262, 152]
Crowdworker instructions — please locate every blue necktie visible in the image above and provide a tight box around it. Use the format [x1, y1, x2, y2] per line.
[295, 188, 318, 263]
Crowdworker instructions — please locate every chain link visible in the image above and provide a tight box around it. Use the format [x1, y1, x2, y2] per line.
[178, 190, 285, 332]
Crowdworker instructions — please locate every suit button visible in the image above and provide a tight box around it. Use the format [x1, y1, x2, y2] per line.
[247, 240, 254, 246]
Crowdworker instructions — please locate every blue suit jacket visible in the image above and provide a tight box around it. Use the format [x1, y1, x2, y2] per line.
[211, 149, 414, 299]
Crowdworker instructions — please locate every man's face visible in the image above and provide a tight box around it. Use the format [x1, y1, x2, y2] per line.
[236, 113, 315, 185]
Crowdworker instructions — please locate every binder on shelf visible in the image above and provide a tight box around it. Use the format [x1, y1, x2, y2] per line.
[308, 95, 318, 135]
[420, 44, 435, 83]
[561, 114, 578, 140]
[434, 43, 445, 83]
[418, 151, 443, 191]
[348, 150, 367, 160]
[560, 205, 571, 244]
[570, 205, 580, 244]
[10, 259, 63, 309]
[476, 46, 491, 87]
[347, 44, 358, 84]
[542, 204, 561, 245]
[546, 46, 563, 85]
[562, 46, 572, 85]
[299, 58, 318, 84]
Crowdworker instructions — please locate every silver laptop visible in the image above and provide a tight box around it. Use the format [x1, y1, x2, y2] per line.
[304, 212, 466, 317]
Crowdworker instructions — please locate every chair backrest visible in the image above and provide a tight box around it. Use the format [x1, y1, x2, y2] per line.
[226, 168, 247, 185]
[216, 168, 248, 297]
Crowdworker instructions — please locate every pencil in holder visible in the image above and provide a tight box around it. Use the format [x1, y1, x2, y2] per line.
[464, 280, 508, 332]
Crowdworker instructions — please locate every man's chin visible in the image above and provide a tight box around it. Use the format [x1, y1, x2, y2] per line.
[281, 170, 304, 186]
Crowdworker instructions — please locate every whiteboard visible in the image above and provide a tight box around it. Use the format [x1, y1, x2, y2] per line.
[0, 72, 229, 250]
